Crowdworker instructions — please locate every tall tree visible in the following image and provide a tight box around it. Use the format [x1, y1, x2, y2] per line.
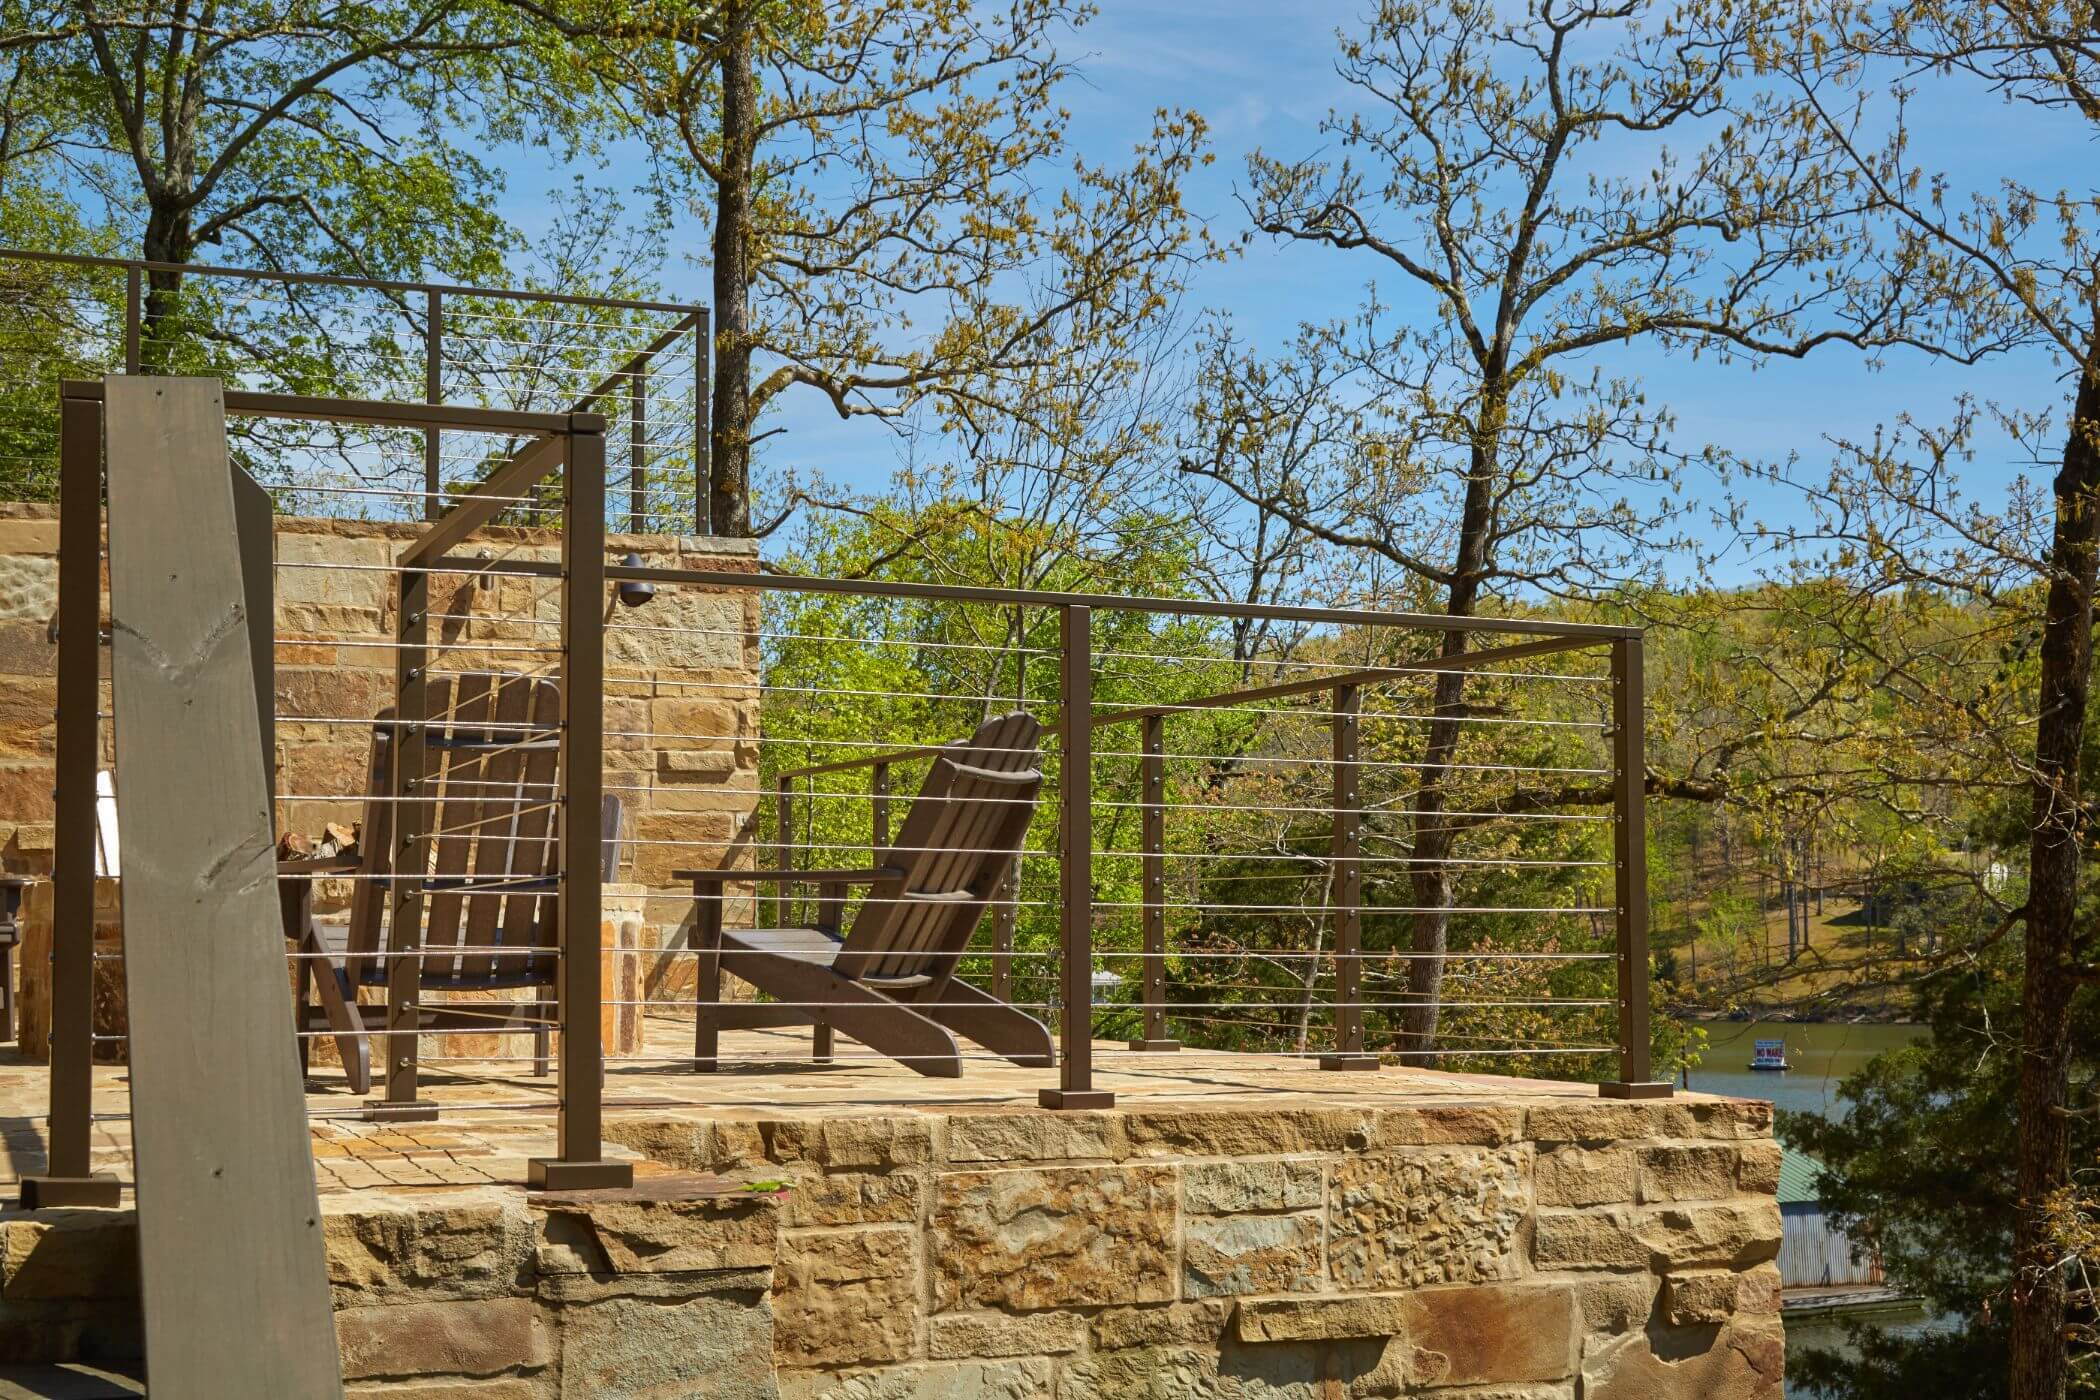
[1180, 0, 1955, 1060]
[9, 0, 571, 353]
[528, 0, 1212, 536]
[1769, 3, 2100, 1389]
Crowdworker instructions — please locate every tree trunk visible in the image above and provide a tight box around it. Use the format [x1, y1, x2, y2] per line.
[1398, 410, 1497, 1064]
[139, 206, 191, 373]
[707, 6, 757, 537]
[2009, 347, 2100, 1400]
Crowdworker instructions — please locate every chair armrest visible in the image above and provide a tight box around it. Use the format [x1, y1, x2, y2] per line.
[277, 857, 364, 876]
[675, 865, 903, 886]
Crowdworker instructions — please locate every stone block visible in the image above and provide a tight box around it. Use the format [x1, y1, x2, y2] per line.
[348, 1383, 551, 1399]
[943, 1112, 1123, 1165]
[323, 1190, 534, 1304]
[1536, 1145, 1636, 1208]
[0, 554, 56, 622]
[931, 1165, 1177, 1310]
[1182, 1159, 1322, 1215]
[1365, 1105, 1523, 1148]
[1184, 1213, 1323, 1299]
[557, 1288, 777, 1399]
[0, 518, 59, 555]
[658, 750, 738, 779]
[1582, 1317, 1784, 1399]
[1663, 1269, 1740, 1326]
[1637, 1145, 1743, 1204]
[1572, 1272, 1661, 1336]
[533, 1193, 776, 1276]
[1737, 1141, 1784, 1195]
[0, 676, 54, 755]
[783, 1170, 924, 1228]
[1527, 1099, 1772, 1145]
[1122, 1109, 1368, 1159]
[1091, 1300, 1231, 1352]
[777, 1358, 1051, 1400]
[2, 1212, 139, 1299]
[1328, 1149, 1528, 1289]
[1737, 1261, 1783, 1315]
[607, 592, 745, 671]
[1634, 1202, 1783, 1271]
[1532, 1208, 1647, 1272]
[762, 1116, 936, 1170]
[926, 1309, 1087, 1359]
[772, 1227, 918, 1368]
[1235, 1294, 1410, 1343]
[334, 1297, 546, 1381]
[1401, 1283, 1578, 1386]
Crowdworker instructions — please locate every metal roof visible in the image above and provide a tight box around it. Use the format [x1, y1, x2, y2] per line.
[1777, 1144, 1825, 1207]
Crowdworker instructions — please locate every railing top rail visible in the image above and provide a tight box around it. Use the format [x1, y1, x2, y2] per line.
[772, 633, 1610, 781]
[599, 562, 1645, 640]
[59, 378, 589, 436]
[0, 245, 707, 318]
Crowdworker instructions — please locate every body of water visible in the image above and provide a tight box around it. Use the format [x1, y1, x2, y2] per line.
[1674, 1019, 1941, 1399]
[1680, 1019, 1924, 1114]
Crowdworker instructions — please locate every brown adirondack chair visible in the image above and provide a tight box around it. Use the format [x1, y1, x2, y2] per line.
[677, 712, 1053, 1079]
[279, 672, 622, 1093]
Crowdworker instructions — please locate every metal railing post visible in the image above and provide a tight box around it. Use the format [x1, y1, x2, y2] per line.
[532, 415, 633, 1189]
[629, 367, 646, 533]
[871, 761, 891, 851]
[1042, 604, 1112, 1109]
[774, 777, 794, 929]
[378, 560, 436, 1119]
[20, 385, 121, 1208]
[1601, 633, 1669, 1099]
[423, 290, 442, 521]
[1128, 712, 1178, 1051]
[123, 267, 141, 373]
[991, 867, 1016, 1001]
[1323, 682, 1375, 1070]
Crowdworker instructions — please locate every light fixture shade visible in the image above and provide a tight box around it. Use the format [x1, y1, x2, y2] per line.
[616, 552, 656, 607]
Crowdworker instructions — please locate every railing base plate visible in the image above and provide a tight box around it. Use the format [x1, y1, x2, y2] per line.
[1318, 1054, 1380, 1072]
[1598, 1081, 1674, 1100]
[19, 1174, 122, 1209]
[362, 1099, 442, 1123]
[527, 1159, 635, 1191]
[1038, 1089, 1116, 1110]
[1126, 1039, 1182, 1052]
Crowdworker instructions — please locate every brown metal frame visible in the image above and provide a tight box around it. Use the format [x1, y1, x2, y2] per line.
[725, 577, 1664, 1106]
[0, 245, 711, 532]
[27, 376, 633, 1205]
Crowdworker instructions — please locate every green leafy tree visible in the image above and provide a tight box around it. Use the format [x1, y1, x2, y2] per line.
[1179, 0, 1961, 1062]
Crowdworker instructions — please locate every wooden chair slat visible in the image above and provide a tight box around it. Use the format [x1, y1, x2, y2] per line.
[458, 674, 539, 981]
[422, 673, 494, 971]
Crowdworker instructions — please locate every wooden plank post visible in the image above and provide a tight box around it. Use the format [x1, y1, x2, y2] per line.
[1601, 634, 1670, 1099]
[990, 866, 1016, 1001]
[1128, 712, 1179, 1051]
[20, 385, 122, 1209]
[1322, 683, 1376, 1070]
[103, 375, 343, 1398]
[1042, 604, 1112, 1109]
[529, 414, 633, 1190]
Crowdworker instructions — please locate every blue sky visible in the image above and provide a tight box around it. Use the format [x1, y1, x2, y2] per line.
[496, 1, 2076, 585]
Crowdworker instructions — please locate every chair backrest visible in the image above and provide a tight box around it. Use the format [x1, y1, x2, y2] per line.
[833, 712, 1044, 988]
[342, 672, 573, 987]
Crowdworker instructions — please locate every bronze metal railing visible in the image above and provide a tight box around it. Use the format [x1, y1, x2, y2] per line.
[0, 247, 709, 530]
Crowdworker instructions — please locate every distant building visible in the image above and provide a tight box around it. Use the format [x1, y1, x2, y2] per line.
[1778, 1144, 1883, 1289]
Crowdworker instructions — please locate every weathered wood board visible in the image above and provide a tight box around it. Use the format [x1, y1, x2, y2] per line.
[103, 376, 343, 1399]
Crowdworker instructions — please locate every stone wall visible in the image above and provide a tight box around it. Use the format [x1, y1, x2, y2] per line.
[0, 1177, 783, 1398]
[0, 1094, 1785, 1396]
[601, 1095, 1787, 1399]
[0, 501, 763, 988]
